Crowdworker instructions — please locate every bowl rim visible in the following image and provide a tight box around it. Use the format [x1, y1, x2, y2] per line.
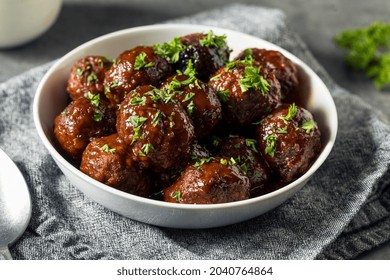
[33, 23, 338, 211]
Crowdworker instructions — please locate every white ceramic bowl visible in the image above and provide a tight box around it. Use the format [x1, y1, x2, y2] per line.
[0, 0, 62, 48]
[33, 24, 337, 229]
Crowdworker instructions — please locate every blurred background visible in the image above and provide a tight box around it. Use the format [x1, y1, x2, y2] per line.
[0, 0, 389, 258]
[1, 0, 389, 119]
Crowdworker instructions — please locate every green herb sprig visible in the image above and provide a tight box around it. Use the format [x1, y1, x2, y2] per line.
[154, 37, 185, 63]
[335, 22, 390, 90]
[134, 52, 154, 70]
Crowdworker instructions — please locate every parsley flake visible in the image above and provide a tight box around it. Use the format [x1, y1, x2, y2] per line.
[194, 157, 214, 169]
[134, 52, 154, 70]
[172, 191, 181, 202]
[130, 95, 147, 106]
[239, 65, 270, 94]
[217, 90, 230, 102]
[302, 120, 315, 134]
[199, 31, 227, 49]
[154, 37, 185, 63]
[265, 134, 277, 157]
[279, 103, 297, 122]
[126, 115, 148, 144]
[87, 92, 100, 107]
[100, 144, 116, 154]
[93, 110, 103, 122]
[245, 138, 259, 153]
[87, 71, 98, 84]
[76, 66, 84, 76]
[139, 143, 154, 156]
[276, 126, 288, 134]
[151, 110, 162, 127]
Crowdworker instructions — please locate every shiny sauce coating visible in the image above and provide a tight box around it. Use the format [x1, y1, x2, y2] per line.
[54, 31, 321, 204]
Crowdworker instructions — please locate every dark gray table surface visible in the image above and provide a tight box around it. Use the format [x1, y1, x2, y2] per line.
[1, 0, 389, 259]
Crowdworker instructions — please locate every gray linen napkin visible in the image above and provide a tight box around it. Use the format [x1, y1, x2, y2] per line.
[1, 4, 389, 260]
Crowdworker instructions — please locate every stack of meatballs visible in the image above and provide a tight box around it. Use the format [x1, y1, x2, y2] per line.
[54, 31, 321, 204]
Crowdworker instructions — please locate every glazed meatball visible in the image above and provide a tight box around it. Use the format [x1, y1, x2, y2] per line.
[236, 48, 298, 101]
[67, 56, 112, 100]
[156, 141, 211, 190]
[209, 57, 281, 127]
[160, 71, 222, 139]
[217, 135, 270, 196]
[256, 103, 321, 182]
[163, 157, 250, 204]
[104, 46, 172, 105]
[80, 134, 152, 197]
[54, 94, 116, 160]
[154, 31, 230, 82]
[116, 85, 195, 173]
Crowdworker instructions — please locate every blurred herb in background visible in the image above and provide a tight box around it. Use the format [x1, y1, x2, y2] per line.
[335, 22, 390, 90]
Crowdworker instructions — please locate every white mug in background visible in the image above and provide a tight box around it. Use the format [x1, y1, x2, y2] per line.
[0, 0, 62, 48]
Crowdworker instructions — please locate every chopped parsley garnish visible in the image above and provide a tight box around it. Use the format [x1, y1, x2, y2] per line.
[224, 60, 237, 72]
[134, 52, 154, 70]
[139, 143, 154, 156]
[126, 115, 148, 144]
[217, 90, 230, 102]
[335, 21, 390, 90]
[220, 158, 228, 165]
[229, 157, 237, 165]
[194, 157, 214, 169]
[183, 59, 197, 77]
[172, 191, 181, 202]
[279, 103, 297, 122]
[87, 92, 100, 107]
[93, 110, 103, 122]
[168, 112, 176, 128]
[302, 120, 315, 134]
[212, 135, 221, 147]
[245, 138, 259, 153]
[154, 37, 185, 63]
[100, 144, 116, 154]
[76, 66, 84, 76]
[186, 100, 195, 116]
[264, 134, 277, 157]
[239, 65, 270, 94]
[219, 157, 237, 166]
[199, 31, 228, 49]
[276, 126, 288, 134]
[127, 115, 148, 127]
[130, 95, 147, 106]
[111, 80, 119, 88]
[210, 73, 222, 82]
[87, 93, 103, 122]
[244, 48, 253, 57]
[183, 92, 195, 102]
[151, 110, 162, 127]
[87, 71, 98, 84]
[224, 54, 270, 94]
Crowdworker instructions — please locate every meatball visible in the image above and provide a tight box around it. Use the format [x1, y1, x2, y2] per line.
[217, 135, 270, 196]
[160, 72, 222, 139]
[104, 46, 172, 105]
[256, 103, 321, 182]
[116, 85, 195, 173]
[236, 48, 298, 101]
[67, 56, 112, 100]
[163, 157, 250, 204]
[209, 57, 281, 127]
[54, 94, 116, 160]
[80, 134, 152, 197]
[155, 141, 211, 190]
[154, 31, 230, 82]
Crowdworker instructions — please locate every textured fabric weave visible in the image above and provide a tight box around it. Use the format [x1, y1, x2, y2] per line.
[1, 4, 389, 260]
